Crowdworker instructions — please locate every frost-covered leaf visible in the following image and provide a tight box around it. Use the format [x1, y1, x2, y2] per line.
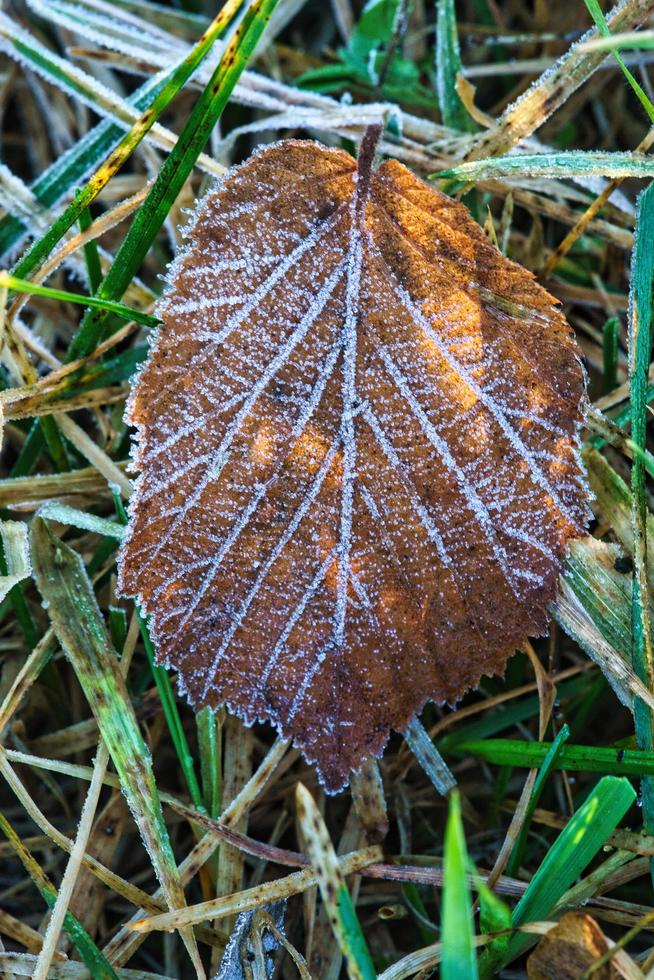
[119, 135, 588, 793]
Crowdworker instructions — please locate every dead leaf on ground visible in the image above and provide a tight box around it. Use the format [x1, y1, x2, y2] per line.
[119, 132, 588, 792]
[527, 911, 617, 979]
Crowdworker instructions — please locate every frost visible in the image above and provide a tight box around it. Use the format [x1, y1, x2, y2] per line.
[119, 138, 589, 794]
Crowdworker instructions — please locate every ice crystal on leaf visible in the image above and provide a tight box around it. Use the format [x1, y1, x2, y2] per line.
[118, 132, 588, 793]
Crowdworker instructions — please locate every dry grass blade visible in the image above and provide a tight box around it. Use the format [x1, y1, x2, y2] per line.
[31, 743, 109, 980]
[295, 782, 376, 979]
[129, 845, 382, 934]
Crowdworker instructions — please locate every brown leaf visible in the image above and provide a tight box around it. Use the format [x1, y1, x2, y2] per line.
[118, 136, 588, 792]
[527, 912, 617, 980]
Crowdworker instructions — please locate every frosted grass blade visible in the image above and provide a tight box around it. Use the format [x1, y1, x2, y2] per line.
[29, 516, 205, 977]
[436, 151, 654, 183]
[435, 0, 475, 132]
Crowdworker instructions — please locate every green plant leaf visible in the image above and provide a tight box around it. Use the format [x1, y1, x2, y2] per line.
[435, 0, 475, 131]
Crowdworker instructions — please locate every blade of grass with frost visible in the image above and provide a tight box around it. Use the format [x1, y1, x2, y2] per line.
[404, 716, 456, 795]
[69, 0, 282, 361]
[505, 725, 570, 878]
[435, 0, 475, 132]
[553, 531, 654, 715]
[584, 447, 654, 582]
[0, 812, 119, 979]
[8, 0, 238, 287]
[478, 775, 636, 978]
[0, 350, 147, 422]
[584, 0, 654, 123]
[441, 791, 478, 980]
[628, 181, 654, 882]
[435, 151, 654, 183]
[295, 783, 376, 980]
[33, 0, 189, 60]
[36, 502, 125, 540]
[557, 538, 635, 662]
[0, 521, 31, 606]
[110, 0, 208, 34]
[466, 0, 654, 161]
[29, 516, 205, 977]
[0, 519, 38, 648]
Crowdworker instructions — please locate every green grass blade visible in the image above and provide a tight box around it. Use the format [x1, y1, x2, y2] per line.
[138, 611, 206, 812]
[441, 790, 478, 980]
[438, 673, 592, 754]
[197, 707, 222, 817]
[451, 737, 654, 775]
[0, 272, 159, 328]
[602, 316, 620, 394]
[628, 180, 654, 879]
[583, 0, 654, 123]
[581, 29, 654, 51]
[435, 0, 475, 132]
[505, 724, 571, 877]
[511, 775, 635, 927]
[29, 516, 204, 976]
[78, 205, 104, 294]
